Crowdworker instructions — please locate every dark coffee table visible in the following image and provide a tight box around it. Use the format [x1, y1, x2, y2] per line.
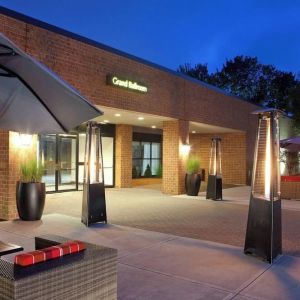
[0, 241, 23, 256]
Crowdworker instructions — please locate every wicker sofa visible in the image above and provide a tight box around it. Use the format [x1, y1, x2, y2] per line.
[0, 235, 117, 300]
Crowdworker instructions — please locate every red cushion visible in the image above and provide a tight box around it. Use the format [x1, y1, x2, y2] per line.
[14, 240, 86, 267]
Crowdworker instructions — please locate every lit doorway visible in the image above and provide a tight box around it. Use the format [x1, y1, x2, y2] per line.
[39, 134, 78, 192]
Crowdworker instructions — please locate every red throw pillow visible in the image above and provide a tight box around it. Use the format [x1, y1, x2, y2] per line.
[14, 240, 86, 267]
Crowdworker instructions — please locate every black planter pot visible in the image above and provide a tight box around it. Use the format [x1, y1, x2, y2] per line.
[16, 182, 46, 221]
[185, 173, 201, 196]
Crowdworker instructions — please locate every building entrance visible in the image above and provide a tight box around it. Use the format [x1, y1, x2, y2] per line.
[39, 134, 78, 192]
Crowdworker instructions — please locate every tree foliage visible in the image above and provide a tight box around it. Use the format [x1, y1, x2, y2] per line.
[178, 55, 300, 117]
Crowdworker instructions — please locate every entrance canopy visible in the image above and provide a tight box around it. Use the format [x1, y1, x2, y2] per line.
[94, 106, 241, 134]
[0, 33, 102, 134]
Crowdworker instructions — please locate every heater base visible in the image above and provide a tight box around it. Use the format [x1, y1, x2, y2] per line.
[82, 182, 107, 227]
[206, 175, 222, 200]
[244, 196, 282, 263]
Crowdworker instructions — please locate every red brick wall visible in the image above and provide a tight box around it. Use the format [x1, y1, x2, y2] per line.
[189, 132, 247, 185]
[0, 13, 259, 129]
[115, 124, 132, 188]
[0, 131, 37, 220]
[0, 11, 259, 215]
[162, 120, 189, 194]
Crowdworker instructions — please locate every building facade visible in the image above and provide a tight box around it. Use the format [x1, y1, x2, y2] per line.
[0, 7, 260, 220]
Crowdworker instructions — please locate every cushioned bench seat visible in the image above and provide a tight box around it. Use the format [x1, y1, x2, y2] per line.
[0, 235, 117, 300]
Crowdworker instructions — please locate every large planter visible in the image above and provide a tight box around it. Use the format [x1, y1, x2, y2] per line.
[16, 182, 45, 221]
[185, 173, 201, 196]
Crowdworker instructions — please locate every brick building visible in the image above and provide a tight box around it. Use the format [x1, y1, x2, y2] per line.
[0, 7, 262, 220]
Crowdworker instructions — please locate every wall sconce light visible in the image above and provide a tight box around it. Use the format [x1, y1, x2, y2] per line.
[18, 133, 33, 147]
[81, 122, 107, 226]
[244, 109, 282, 263]
[206, 137, 222, 200]
[181, 143, 191, 156]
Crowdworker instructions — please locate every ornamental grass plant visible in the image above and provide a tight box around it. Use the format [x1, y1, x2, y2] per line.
[20, 159, 44, 183]
[186, 157, 200, 174]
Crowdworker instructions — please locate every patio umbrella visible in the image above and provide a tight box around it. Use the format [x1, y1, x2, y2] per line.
[280, 136, 300, 152]
[0, 33, 102, 134]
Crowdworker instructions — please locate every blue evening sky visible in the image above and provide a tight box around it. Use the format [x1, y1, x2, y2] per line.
[1, 0, 300, 74]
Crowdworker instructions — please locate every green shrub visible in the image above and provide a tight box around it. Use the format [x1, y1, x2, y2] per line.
[186, 157, 200, 174]
[155, 164, 162, 178]
[144, 164, 152, 178]
[20, 159, 44, 183]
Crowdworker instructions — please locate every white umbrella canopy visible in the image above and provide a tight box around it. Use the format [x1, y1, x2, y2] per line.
[0, 33, 102, 134]
[280, 136, 300, 152]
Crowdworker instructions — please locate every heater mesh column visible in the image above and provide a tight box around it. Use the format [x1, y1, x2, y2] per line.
[82, 122, 107, 226]
[206, 137, 222, 200]
[244, 109, 282, 263]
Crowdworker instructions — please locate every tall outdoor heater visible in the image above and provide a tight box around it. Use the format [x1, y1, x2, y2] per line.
[206, 137, 222, 200]
[244, 109, 282, 263]
[82, 122, 107, 226]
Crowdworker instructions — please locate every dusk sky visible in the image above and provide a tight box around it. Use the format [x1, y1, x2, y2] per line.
[1, 1, 300, 75]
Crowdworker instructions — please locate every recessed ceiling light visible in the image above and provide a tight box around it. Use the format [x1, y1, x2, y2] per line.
[138, 117, 144, 120]
[151, 125, 156, 129]
[103, 120, 109, 123]
[99, 122, 106, 124]
[192, 131, 196, 133]
[114, 113, 121, 117]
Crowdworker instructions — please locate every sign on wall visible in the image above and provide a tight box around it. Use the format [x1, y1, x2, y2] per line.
[106, 75, 148, 93]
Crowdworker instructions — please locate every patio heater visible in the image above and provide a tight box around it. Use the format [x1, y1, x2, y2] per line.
[82, 122, 107, 226]
[206, 137, 222, 200]
[244, 109, 282, 263]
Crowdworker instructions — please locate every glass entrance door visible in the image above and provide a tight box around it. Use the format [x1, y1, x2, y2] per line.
[58, 136, 77, 191]
[39, 134, 78, 192]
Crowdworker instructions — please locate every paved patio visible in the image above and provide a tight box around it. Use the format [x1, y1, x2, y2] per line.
[1, 213, 300, 299]
[45, 186, 300, 257]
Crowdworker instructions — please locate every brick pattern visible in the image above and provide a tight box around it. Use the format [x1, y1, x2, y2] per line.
[0, 12, 260, 216]
[281, 182, 300, 200]
[115, 125, 132, 188]
[0, 132, 37, 220]
[189, 132, 246, 185]
[162, 120, 189, 194]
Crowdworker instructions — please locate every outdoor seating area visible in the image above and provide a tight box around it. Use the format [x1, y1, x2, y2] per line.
[1, 3, 300, 299]
[0, 235, 117, 299]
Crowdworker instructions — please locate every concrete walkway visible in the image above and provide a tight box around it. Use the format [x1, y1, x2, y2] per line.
[44, 186, 300, 257]
[0, 214, 300, 299]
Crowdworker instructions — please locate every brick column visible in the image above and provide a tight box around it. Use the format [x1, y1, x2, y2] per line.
[162, 120, 189, 195]
[115, 124, 132, 188]
[0, 131, 37, 220]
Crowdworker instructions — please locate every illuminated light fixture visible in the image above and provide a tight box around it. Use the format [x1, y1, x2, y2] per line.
[192, 131, 196, 134]
[206, 137, 222, 200]
[103, 120, 109, 123]
[244, 109, 282, 263]
[181, 143, 191, 156]
[114, 113, 121, 117]
[82, 122, 107, 227]
[18, 133, 33, 147]
[151, 125, 156, 129]
[138, 116, 144, 120]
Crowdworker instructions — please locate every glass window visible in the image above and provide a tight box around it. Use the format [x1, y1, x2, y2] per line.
[133, 141, 142, 158]
[132, 140, 162, 178]
[142, 142, 151, 158]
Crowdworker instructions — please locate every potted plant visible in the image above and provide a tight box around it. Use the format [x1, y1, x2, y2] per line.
[16, 159, 45, 221]
[185, 157, 201, 196]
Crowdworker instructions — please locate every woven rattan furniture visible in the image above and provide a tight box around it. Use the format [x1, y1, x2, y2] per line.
[0, 235, 117, 300]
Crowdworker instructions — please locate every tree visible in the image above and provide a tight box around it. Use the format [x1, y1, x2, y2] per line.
[177, 63, 211, 83]
[178, 55, 300, 115]
[212, 56, 262, 103]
